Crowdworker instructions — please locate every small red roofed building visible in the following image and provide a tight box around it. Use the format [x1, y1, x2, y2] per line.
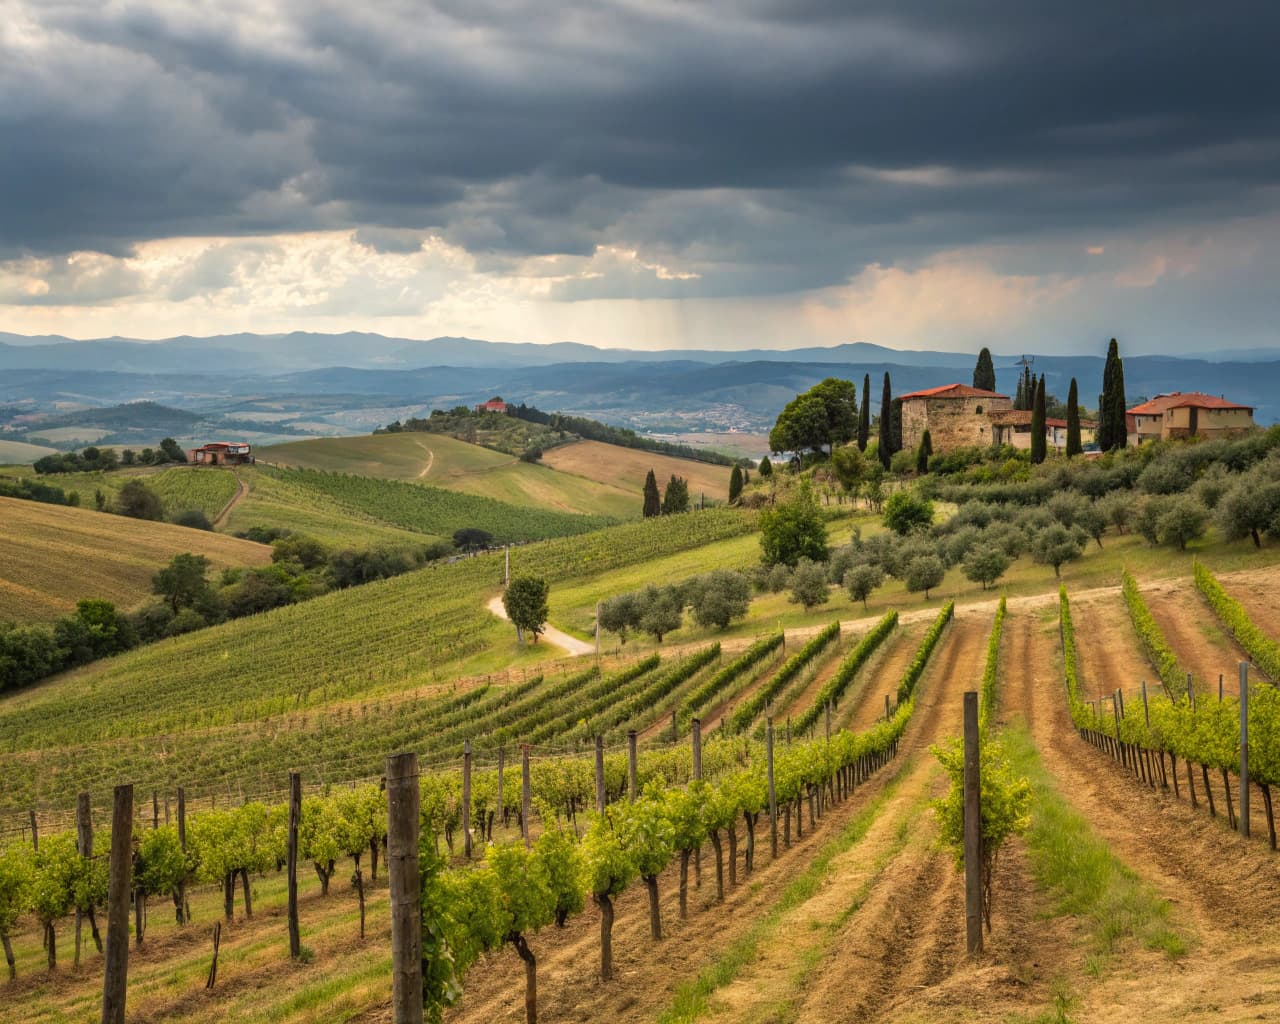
[898, 383, 1012, 451]
[1126, 393, 1254, 444]
[188, 441, 254, 465]
[474, 397, 509, 414]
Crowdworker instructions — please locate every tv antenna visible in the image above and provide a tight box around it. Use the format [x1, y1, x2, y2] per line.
[1015, 354, 1034, 373]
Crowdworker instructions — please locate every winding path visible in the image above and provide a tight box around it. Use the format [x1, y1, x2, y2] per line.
[212, 472, 250, 529]
[414, 440, 435, 479]
[485, 593, 596, 656]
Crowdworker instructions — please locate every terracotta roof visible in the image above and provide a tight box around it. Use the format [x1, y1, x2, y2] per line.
[898, 383, 1009, 401]
[1128, 392, 1253, 414]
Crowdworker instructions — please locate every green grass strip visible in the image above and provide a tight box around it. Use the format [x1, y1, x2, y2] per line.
[1003, 721, 1187, 960]
[655, 763, 909, 1024]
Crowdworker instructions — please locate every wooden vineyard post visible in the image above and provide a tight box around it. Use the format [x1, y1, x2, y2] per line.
[462, 740, 473, 859]
[692, 718, 703, 781]
[496, 747, 505, 828]
[1240, 663, 1251, 839]
[1141, 680, 1150, 729]
[287, 772, 301, 960]
[963, 692, 982, 956]
[28, 809, 37, 852]
[1219, 673, 1224, 702]
[595, 600, 601, 662]
[521, 745, 532, 849]
[177, 787, 187, 924]
[386, 752, 423, 1024]
[152, 791, 159, 830]
[627, 730, 638, 803]
[884, 694, 891, 722]
[101, 784, 133, 1024]
[595, 735, 606, 814]
[766, 717, 778, 859]
[75, 792, 92, 967]
[1187, 672, 1195, 710]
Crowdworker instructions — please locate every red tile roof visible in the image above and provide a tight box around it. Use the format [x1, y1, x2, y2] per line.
[1128, 392, 1253, 414]
[898, 383, 1008, 401]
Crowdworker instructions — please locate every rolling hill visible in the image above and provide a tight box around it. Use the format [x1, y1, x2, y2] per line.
[0, 495, 271, 623]
[540, 439, 731, 504]
[261, 432, 647, 519]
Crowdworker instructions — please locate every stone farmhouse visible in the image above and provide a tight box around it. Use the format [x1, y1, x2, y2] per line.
[1126, 392, 1255, 444]
[899, 384, 1011, 451]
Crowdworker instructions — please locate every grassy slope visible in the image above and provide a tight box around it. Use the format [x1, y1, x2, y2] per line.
[0, 509, 756, 809]
[540, 439, 732, 504]
[0, 495, 271, 623]
[261, 432, 639, 519]
[0, 439, 58, 463]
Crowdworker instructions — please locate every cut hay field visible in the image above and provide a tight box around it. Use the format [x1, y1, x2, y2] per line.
[0, 495, 271, 623]
[540, 438, 732, 504]
[0, 439, 58, 464]
[261, 432, 639, 519]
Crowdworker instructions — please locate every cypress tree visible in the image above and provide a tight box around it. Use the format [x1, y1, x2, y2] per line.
[1030, 374, 1047, 464]
[857, 373, 870, 451]
[916, 429, 933, 474]
[973, 347, 996, 392]
[1110, 349, 1127, 449]
[878, 372, 893, 470]
[642, 469, 661, 517]
[1065, 378, 1082, 457]
[728, 465, 744, 503]
[1014, 374, 1025, 411]
[758, 455, 773, 478]
[1098, 338, 1117, 450]
[890, 398, 903, 454]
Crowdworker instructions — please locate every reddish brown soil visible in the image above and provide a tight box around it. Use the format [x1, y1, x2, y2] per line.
[1005, 606, 1280, 1021]
[842, 621, 927, 732]
[1141, 577, 1256, 692]
[776, 627, 862, 723]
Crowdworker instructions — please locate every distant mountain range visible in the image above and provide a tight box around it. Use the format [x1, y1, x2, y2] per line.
[1, 331, 1277, 435]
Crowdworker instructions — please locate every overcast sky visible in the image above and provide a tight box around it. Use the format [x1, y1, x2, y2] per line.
[2, 2, 1278, 354]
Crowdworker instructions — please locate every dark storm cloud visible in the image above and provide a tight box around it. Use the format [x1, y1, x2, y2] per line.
[3, 1, 1278, 294]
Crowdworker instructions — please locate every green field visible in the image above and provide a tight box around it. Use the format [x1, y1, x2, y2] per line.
[262, 432, 642, 519]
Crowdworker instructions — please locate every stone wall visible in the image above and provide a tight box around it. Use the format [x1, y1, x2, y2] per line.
[901, 395, 1011, 451]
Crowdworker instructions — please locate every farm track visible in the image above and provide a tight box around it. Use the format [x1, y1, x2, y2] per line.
[1071, 591, 1160, 701]
[485, 593, 595, 657]
[414, 440, 435, 478]
[211, 472, 251, 529]
[843, 620, 928, 732]
[705, 610, 1047, 1024]
[1140, 577, 1263, 690]
[1006, 608, 1280, 1022]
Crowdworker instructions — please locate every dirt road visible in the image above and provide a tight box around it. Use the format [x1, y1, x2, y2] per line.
[485, 593, 595, 657]
[212, 472, 250, 529]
